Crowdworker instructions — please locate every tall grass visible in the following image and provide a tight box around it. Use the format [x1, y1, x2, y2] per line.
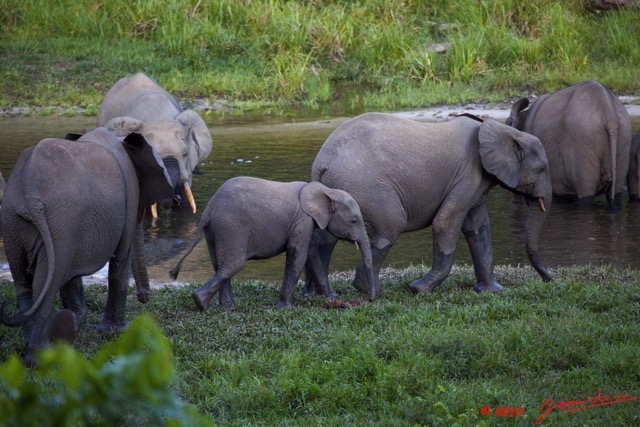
[1, 0, 639, 109]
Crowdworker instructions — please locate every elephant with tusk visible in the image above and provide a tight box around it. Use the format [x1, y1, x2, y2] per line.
[98, 72, 213, 216]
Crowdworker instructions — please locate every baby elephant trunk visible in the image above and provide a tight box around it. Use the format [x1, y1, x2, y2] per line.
[355, 234, 377, 302]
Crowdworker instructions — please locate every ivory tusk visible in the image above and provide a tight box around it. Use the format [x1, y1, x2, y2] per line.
[538, 198, 546, 213]
[184, 182, 197, 213]
[355, 241, 360, 251]
[150, 203, 158, 219]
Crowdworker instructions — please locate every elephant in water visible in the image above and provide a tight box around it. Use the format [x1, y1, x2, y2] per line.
[169, 177, 375, 310]
[627, 133, 640, 202]
[98, 72, 213, 216]
[507, 80, 632, 208]
[0, 128, 172, 366]
[305, 113, 552, 297]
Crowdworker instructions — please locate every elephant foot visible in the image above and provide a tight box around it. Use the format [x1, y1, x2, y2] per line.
[136, 289, 151, 304]
[275, 300, 293, 309]
[408, 277, 440, 294]
[192, 288, 213, 311]
[97, 320, 128, 334]
[473, 282, 504, 293]
[50, 309, 79, 344]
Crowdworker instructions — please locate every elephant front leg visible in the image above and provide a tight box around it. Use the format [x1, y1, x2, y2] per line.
[277, 244, 310, 309]
[462, 204, 503, 293]
[352, 244, 390, 297]
[99, 255, 131, 333]
[303, 229, 337, 297]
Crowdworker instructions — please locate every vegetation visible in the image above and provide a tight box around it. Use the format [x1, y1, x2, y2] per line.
[1, 264, 639, 425]
[1, 0, 639, 112]
[0, 315, 208, 426]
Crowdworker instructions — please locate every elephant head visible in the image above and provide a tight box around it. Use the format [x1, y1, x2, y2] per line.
[300, 182, 377, 300]
[104, 109, 212, 214]
[478, 119, 552, 282]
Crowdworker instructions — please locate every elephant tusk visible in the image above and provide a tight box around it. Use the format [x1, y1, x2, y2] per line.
[538, 198, 546, 213]
[354, 241, 360, 251]
[184, 182, 197, 213]
[150, 203, 158, 219]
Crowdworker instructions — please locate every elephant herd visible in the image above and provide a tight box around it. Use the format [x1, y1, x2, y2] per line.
[0, 74, 637, 366]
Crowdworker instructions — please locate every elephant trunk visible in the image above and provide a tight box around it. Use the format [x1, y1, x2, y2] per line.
[355, 232, 377, 302]
[131, 221, 151, 303]
[512, 190, 552, 283]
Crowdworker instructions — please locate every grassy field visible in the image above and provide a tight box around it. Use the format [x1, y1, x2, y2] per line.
[1, 0, 640, 112]
[1, 264, 638, 425]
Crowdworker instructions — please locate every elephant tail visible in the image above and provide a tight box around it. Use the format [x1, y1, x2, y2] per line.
[169, 217, 208, 280]
[13, 200, 55, 322]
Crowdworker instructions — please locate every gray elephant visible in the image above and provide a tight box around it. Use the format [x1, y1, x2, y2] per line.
[305, 113, 552, 297]
[507, 80, 632, 208]
[0, 128, 172, 366]
[627, 133, 640, 202]
[98, 72, 213, 216]
[169, 177, 375, 310]
[0, 171, 5, 205]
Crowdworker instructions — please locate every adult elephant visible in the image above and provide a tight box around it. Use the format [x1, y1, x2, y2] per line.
[627, 133, 640, 202]
[0, 128, 172, 366]
[507, 80, 632, 208]
[306, 113, 552, 297]
[98, 72, 213, 216]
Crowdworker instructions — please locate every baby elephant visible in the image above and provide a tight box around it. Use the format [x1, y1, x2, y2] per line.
[169, 177, 375, 310]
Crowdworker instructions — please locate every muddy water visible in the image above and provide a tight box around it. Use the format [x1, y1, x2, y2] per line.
[1, 108, 639, 288]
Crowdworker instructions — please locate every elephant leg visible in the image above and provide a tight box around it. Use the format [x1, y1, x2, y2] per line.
[24, 256, 56, 367]
[409, 201, 466, 294]
[60, 277, 87, 325]
[99, 251, 131, 333]
[217, 280, 235, 307]
[303, 229, 338, 297]
[192, 270, 238, 311]
[352, 244, 390, 297]
[461, 204, 503, 292]
[51, 277, 86, 344]
[277, 243, 310, 309]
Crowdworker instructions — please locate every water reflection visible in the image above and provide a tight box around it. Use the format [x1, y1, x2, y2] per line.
[0, 111, 639, 286]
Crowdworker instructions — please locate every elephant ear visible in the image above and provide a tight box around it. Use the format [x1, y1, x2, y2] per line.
[177, 109, 213, 167]
[299, 182, 335, 230]
[507, 97, 530, 129]
[478, 119, 522, 189]
[104, 116, 144, 137]
[122, 133, 173, 210]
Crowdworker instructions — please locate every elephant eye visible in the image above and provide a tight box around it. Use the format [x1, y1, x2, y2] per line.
[351, 216, 358, 224]
[182, 149, 188, 157]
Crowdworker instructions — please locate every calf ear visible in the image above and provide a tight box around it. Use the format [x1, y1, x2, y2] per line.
[478, 119, 521, 189]
[122, 133, 173, 210]
[300, 182, 333, 230]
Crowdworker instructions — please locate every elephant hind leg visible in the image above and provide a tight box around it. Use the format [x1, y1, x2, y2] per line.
[217, 280, 235, 307]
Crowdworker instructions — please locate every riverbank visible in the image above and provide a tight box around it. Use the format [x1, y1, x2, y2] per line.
[2, 1, 639, 112]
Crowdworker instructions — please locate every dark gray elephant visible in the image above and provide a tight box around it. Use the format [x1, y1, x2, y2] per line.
[0, 128, 172, 366]
[98, 72, 213, 216]
[306, 113, 552, 297]
[0, 171, 5, 205]
[507, 80, 632, 208]
[169, 177, 375, 310]
[627, 133, 640, 202]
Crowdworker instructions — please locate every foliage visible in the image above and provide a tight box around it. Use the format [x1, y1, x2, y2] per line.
[1, 0, 639, 111]
[0, 315, 209, 427]
[1, 264, 639, 425]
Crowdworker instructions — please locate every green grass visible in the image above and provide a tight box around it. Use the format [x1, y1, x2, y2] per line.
[1, 264, 639, 425]
[1, 1, 639, 112]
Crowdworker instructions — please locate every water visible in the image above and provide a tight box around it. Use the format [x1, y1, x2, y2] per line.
[1, 108, 639, 287]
